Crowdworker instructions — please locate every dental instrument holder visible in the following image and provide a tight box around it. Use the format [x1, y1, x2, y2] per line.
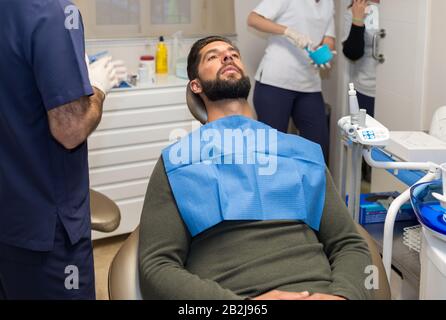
[305, 44, 334, 66]
[339, 84, 390, 225]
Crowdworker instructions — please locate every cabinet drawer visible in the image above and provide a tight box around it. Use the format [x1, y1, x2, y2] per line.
[105, 87, 187, 111]
[96, 105, 194, 131]
[89, 141, 169, 168]
[90, 160, 157, 187]
[89, 121, 196, 150]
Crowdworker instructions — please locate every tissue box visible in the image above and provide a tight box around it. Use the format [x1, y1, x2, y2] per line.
[359, 192, 417, 225]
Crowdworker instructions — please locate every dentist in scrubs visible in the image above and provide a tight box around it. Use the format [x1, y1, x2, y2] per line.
[248, 0, 336, 162]
[0, 0, 125, 299]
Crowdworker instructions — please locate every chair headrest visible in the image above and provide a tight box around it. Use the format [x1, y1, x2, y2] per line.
[186, 83, 207, 124]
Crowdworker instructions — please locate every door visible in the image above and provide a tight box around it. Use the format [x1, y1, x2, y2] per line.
[374, 0, 429, 131]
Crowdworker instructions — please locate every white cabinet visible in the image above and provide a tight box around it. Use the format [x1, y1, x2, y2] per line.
[89, 77, 198, 239]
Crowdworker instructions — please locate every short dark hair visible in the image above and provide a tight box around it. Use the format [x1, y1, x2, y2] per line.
[187, 36, 238, 81]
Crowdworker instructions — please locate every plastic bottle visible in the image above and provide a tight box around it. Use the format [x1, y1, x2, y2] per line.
[348, 83, 361, 125]
[156, 36, 168, 74]
[139, 55, 155, 83]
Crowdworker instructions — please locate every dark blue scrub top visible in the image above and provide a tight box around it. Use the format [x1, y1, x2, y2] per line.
[0, 0, 94, 251]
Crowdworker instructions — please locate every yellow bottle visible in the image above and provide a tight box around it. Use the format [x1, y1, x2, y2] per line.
[156, 36, 168, 74]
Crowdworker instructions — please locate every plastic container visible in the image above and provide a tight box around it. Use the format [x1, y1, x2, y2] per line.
[156, 36, 168, 74]
[306, 44, 334, 66]
[139, 55, 155, 84]
[172, 31, 183, 75]
[175, 57, 188, 79]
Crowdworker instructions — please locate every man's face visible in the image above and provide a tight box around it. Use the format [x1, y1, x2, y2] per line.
[191, 41, 251, 101]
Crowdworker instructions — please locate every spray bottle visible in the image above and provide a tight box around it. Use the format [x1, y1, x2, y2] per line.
[349, 83, 366, 127]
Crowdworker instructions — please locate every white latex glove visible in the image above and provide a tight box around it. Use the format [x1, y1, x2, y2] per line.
[87, 56, 120, 95]
[284, 27, 314, 49]
[110, 60, 128, 83]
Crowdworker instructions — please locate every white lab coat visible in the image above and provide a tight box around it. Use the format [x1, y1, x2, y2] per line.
[254, 0, 336, 93]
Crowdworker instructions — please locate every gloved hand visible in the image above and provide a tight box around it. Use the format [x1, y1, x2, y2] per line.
[87, 56, 128, 95]
[310, 50, 337, 70]
[284, 27, 314, 49]
[110, 60, 128, 84]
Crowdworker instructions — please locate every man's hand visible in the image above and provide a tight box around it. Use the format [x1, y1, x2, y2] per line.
[284, 28, 314, 50]
[252, 290, 310, 300]
[304, 293, 346, 300]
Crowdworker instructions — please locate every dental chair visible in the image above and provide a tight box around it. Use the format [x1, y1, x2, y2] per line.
[107, 84, 391, 300]
[108, 224, 390, 300]
[90, 189, 121, 233]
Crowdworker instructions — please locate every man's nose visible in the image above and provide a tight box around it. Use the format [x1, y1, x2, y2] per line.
[222, 53, 234, 63]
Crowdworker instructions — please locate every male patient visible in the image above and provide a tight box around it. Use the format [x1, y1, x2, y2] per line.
[138, 36, 374, 300]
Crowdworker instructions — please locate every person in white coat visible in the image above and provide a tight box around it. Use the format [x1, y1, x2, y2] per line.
[248, 0, 336, 162]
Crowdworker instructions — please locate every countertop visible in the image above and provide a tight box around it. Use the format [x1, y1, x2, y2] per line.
[112, 75, 189, 93]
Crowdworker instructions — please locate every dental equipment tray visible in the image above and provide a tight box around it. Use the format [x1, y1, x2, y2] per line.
[385, 131, 446, 164]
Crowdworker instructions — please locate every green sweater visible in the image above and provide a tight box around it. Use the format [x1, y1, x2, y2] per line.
[138, 158, 374, 300]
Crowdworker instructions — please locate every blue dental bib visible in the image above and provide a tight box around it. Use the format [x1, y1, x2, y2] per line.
[162, 116, 326, 237]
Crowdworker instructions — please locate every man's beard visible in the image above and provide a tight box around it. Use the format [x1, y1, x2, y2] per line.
[200, 74, 252, 102]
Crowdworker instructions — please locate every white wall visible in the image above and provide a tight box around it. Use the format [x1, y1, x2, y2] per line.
[424, 0, 446, 130]
[234, 0, 267, 106]
[324, 0, 352, 186]
[85, 0, 266, 83]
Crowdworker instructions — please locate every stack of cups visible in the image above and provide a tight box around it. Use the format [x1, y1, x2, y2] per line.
[139, 55, 155, 84]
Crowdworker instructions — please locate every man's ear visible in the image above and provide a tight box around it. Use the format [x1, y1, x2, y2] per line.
[190, 79, 203, 95]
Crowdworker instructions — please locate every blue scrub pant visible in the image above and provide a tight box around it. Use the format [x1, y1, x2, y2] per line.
[253, 81, 329, 162]
[0, 217, 95, 300]
[357, 91, 375, 118]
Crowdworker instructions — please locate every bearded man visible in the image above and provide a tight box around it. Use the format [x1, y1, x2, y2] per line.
[137, 36, 374, 301]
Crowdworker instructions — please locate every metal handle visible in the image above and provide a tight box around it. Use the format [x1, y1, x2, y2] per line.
[372, 29, 386, 64]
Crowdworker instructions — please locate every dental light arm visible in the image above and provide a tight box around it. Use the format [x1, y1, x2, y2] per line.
[362, 149, 440, 172]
